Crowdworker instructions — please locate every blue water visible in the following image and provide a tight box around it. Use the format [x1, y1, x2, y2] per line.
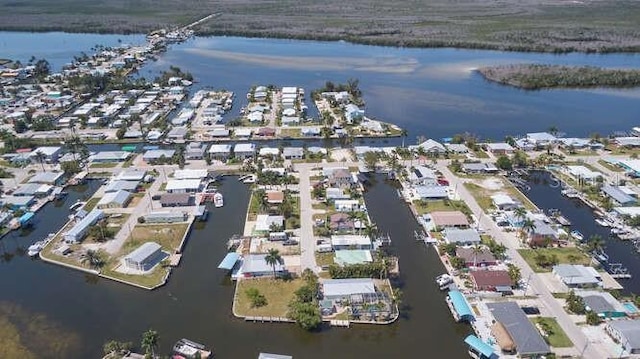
[623, 302, 639, 313]
[0, 32, 145, 71]
[138, 36, 640, 140]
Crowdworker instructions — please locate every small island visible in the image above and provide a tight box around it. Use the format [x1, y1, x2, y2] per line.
[477, 64, 640, 90]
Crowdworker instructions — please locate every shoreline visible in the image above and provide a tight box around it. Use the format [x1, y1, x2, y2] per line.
[1, 28, 640, 55]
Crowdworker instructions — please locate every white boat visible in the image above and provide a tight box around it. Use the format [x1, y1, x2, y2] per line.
[436, 274, 453, 287]
[214, 192, 224, 208]
[570, 230, 584, 241]
[28, 241, 45, 257]
[69, 201, 85, 212]
[595, 218, 610, 227]
[172, 338, 212, 359]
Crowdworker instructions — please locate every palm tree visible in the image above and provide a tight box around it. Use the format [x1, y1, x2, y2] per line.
[585, 234, 605, 253]
[80, 249, 105, 270]
[471, 244, 484, 268]
[514, 207, 527, 221]
[264, 248, 284, 278]
[348, 211, 366, 234]
[364, 223, 378, 239]
[33, 150, 46, 172]
[400, 129, 408, 148]
[521, 218, 536, 239]
[141, 329, 159, 357]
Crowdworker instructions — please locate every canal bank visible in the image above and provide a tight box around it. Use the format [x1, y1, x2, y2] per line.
[525, 170, 640, 294]
[0, 174, 471, 357]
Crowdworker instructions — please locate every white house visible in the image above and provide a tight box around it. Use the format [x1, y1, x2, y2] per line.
[123, 242, 164, 271]
[208, 144, 232, 161]
[165, 179, 201, 193]
[234, 143, 256, 159]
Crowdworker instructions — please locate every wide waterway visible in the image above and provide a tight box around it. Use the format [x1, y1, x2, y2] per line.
[3, 31, 640, 139]
[0, 175, 469, 357]
[525, 171, 640, 294]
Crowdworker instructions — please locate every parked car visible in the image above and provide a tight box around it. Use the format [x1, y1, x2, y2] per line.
[283, 240, 299, 246]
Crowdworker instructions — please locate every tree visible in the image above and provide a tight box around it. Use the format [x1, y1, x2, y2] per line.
[495, 155, 513, 170]
[566, 290, 586, 314]
[521, 218, 536, 239]
[288, 301, 322, 330]
[514, 207, 527, 221]
[450, 256, 465, 269]
[400, 129, 408, 148]
[141, 329, 159, 357]
[586, 310, 601, 325]
[548, 125, 559, 136]
[363, 151, 379, 172]
[61, 160, 82, 175]
[103, 340, 133, 356]
[80, 249, 105, 270]
[264, 248, 284, 278]
[512, 150, 529, 167]
[33, 150, 46, 172]
[585, 234, 605, 253]
[471, 244, 483, 268]
[507, 263, 522, 284]
[245, 287, 268, 308]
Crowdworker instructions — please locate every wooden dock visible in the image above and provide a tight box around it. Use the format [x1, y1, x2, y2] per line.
[244, 316, 293, 323]
[330, 320, 350, 327]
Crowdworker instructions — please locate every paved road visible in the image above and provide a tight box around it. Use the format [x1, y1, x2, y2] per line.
[295, 165, 317, 271]
[437, 161, 608, 359]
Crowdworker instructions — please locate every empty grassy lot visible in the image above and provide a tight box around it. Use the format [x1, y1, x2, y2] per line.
[531, 317, 573, 348]
[1, 0, 640, 53]
[518, 247, 591, 272]
[235, 278, 303, 317]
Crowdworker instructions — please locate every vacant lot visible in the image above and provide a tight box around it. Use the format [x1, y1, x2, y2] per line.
[235, 278, 303, 317]
[518, 247, 591, 272]
[531, 317, 573, 348]
[1, 0, 640, 53]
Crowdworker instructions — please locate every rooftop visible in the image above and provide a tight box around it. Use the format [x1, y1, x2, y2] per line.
[487, 301, 550, 356]
[322, 278, 375, 297]
[430, 211, 469, 227]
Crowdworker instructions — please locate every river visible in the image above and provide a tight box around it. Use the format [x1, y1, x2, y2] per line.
[525, 171, 640, 294]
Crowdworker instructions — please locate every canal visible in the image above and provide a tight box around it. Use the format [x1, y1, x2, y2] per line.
[0, 175, 470, 357]
[525, 171, 640, 294]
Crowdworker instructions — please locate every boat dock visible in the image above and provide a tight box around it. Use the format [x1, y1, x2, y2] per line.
[330, 320, 350, 327]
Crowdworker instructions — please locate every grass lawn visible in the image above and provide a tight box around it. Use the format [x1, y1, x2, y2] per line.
[121, 223, 189, 255]
[464, 183, 493, 212]
[83, 197, 101, 212]
[518, 247, 591, 272]
[413, 199, 466, 215]
[101, 265, 169, 289]
[502, 184, 538, 211]
[315, 252, 335, 267]
[597, 159, 624, 172]
[280, 128, 301, 138]
[473, 149, 489, 159]
[235, 278, 303, 317]
[532, 317, 573, 348]
[89, 162, 118, 168]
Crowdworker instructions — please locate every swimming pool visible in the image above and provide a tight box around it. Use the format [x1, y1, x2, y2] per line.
[623, 302, 639, 314]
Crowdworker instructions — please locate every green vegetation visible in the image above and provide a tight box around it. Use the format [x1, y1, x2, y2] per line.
[235, 278, 303, 317]
[565, 290, 586, 314]
[597, 159, 624, 172]
[532, 317, 573, 348]
[83, 197, 101, 212]
[518, 248, 590, 272]
[245, 288, 268, 308]
[413, 199, 472, 216]
[288, 269, 322, 330]
[3, 0, 640, 53]
[479, 64, 640, 90]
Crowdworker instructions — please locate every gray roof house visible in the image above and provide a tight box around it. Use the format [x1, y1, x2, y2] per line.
[104, 180, 139, 193]
[28, 171, 64, 185]
[606, 320, 640, 354]
[322, 278, 376, 300]
[282, 147, 304, 160]
[577, 290, 628, 318]
[96, 190, 131, 209]
[602, 185, 636, 206]
[143, 149, 175, 163]
[443, 228, 481, 245]
[487, 302, 551, 357]
[185, 142, 207, 160]
[208, 144, 232, 160]
[241, 254, 286, 277]
[92, 151, 130, 162]
[64, 209, 104, 243]
[123, 242, 164, 272]
[552, 264, 601, 288]
[415, 186, 448, 200]
[462, 162, 499, 174]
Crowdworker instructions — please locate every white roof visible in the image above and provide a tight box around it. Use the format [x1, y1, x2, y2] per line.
[124, 242, 161, 264]
[242, 254, 285, 273]
[526, 132, 557, 142]
[115, 169, 146, 181]
[486, 142, 514, 151]
[613, 207, 640, 217]
[173, 169, 208, 180]
[281, 86, 298, 94]
[208, 144, 231, 154]
[618, 159, 640, 174]
[417, 139, 446, 152]
[255, 214, 284, 231]
[234, 128, 252, 137]
[331, 235, 371, 247]
[322, 278, 375, 297]
[165, 179, 201, 191]
[566, 165, 602, 180]
[234, 143, 255, 153]
[491, 194, 516, 206]
[31, 146, 60, 156]
[259, 147, 280, 156]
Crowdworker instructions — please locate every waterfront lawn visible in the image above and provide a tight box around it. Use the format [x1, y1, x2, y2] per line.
[413, 199, 468, 215]
[532, 317, 573, 348]
[518, 248, 591, 272]
[235, 278, 303, 317]
[597, 159, 624, 172]
[280, 128, 301, 138]
[502, 184, 537, 212]
[83, 197, 101, 212]
[101, 265, 169, 289]
[121, 223, 189, 255]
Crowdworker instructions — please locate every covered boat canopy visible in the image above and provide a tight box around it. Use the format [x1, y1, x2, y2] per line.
[218, 252, 240, 270]
[464, 335, 495, 358]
